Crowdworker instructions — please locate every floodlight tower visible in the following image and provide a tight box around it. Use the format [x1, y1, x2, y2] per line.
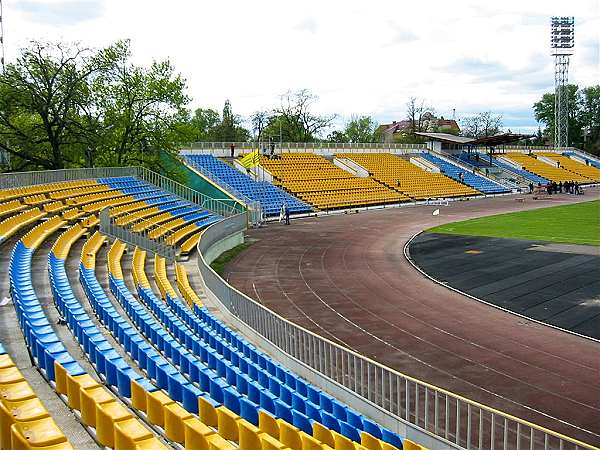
[550, 16, 575, 149]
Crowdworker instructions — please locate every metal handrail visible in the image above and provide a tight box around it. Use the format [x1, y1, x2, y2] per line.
[183, 142, 428, 151]
[196, 215, 599, 450]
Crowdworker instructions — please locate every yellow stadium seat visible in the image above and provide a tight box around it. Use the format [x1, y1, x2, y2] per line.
[10, 417, 68, 449]
[278, 419, 302, 450]
[259, 410, 280, 439]
[312, 421, 334, 447]
[216, 406, 240, 441]
[96, 400, 134, 448]
[199, 396, 219, 427]
[183, 417, 216, 449]
[146, 390, 175, 427]
[164, 402, 193, 443]
[79, 385, 114, 427]
[113, 418, 154, 450]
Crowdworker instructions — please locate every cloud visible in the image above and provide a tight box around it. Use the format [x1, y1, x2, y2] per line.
[294, 16, 318, 34]
[387, 29, 418, 46]
[441, 57, 509, 82]
[15, 0, 105, 27]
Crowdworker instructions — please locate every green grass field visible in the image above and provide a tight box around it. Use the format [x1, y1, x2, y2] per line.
[428, 200, 600, 246]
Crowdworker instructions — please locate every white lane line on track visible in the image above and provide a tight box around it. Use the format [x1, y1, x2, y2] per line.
[293, 235, 600, 440]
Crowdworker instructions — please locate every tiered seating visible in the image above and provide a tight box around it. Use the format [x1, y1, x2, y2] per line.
[0, 344, 74, 449]
[262, 153, 409, 209]
[175, 263, 202, 307]
[184, 154, 312, 216]
[536, 152, 600, 182]
[419, 153, 509, 194]
[0, 207, 46, 244]
[503, 153, 590, 183]
[10, 218, 169, 449]
[340, 153, 479, 199]
[563, 151, 600, 169]
[123, 246, 419, 450]
[180, 231, 203, 256]
[0, 174, 430, 450]
[490, 156, 549, 184]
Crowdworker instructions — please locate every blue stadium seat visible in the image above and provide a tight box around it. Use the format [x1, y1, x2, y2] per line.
[183, 154, 312, 216]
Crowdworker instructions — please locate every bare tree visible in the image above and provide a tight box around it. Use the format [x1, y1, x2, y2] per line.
[250, 110, 271, 143]
[406, 97, 435, 134]
[274, 89, 335, 142]
[461, 112, 503, 138]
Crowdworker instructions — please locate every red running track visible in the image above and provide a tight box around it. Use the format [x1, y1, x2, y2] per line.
[223, 193, 600, 446]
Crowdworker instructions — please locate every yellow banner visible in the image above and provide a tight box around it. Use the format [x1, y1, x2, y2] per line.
[240, 150, 260, 168]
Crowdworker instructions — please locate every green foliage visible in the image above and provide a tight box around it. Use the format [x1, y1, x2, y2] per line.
[428, 200, 600, 246]
[533, 84, 600, 154]
[327, 115, 379, 143]
[0, 40, 193, 172]
[210, 242, 251, 275]
[186, 100, 250, 143]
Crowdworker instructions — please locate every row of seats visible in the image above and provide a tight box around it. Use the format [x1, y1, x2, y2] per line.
[563, 151, 600, 169]
[261, 154, 409, 209]
[503, 153, 590, 183]
[535, 152, 600, 182]
[0, 344, 74, 449]
[486, 155, 549, 185]
[0, 175, 428, 450]
[184, 154, 312, 216]
[128, 248, 415, 450]
[1, 176, 227, 448]
[9, 216, 168, 449]
[418, 153, 509, 194]
[339, 154, 479, 200]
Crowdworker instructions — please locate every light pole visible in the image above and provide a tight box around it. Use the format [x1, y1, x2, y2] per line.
[550, 17, 575, 149]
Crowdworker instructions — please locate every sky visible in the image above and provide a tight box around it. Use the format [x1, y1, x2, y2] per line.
[3, 0, 600, 134]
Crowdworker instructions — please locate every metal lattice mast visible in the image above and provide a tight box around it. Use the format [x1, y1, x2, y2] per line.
[550, 17, 575, 149]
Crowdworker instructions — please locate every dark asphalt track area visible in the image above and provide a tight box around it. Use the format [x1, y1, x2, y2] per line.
[223, 192, 600, 446]
[409, 233, 600, 339]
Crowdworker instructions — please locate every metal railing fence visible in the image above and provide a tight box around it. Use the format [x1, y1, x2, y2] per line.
[0, 167, 137, 189]
[196, 215, 598, 450]
[184, 142, 427, 151]
[99, 208, 176, 260]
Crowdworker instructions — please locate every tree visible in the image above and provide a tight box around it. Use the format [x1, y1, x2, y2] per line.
[212, 100, 250, 142]
[532, 84, 600, 153]
[577, 86, 600, 154]
[461, 112, 503, 139]
[250, 110, 271, 142]
[187, 108, 221, 142]
[327, 115, 379, 143]
[0, 41, 111, 170]
[406, 97, 434, 135]
[0, 39, 193, 172]
[265, 90, 335, 142]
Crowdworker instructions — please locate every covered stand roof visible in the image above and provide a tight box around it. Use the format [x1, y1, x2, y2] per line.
[415, 132, 533, 146]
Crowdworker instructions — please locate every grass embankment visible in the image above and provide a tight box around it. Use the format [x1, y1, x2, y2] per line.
[428, 200, 600, 246]
[210, 243, 252, 275]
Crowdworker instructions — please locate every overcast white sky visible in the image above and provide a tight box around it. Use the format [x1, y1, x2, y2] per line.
[4, 0, 600, 133]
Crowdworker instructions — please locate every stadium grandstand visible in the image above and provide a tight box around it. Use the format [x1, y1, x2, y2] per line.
[0, 147, 598, 450]
[260, 153, 410, 209]
[0, 169, 431, 450]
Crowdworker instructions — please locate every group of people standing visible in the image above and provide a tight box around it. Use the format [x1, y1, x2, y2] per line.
[529, 181, 582, 195]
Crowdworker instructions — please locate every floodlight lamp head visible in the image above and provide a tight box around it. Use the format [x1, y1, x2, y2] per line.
[550, 16, 575, 55]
